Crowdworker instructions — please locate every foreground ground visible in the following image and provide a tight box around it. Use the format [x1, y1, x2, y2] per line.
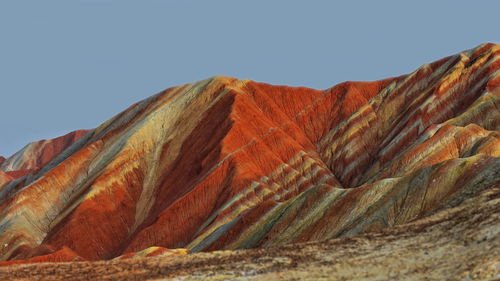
[0, 187, 498, 281]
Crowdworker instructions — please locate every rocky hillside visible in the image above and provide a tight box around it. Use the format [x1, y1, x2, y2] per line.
[0, 43, 498, 268]
[1, 184, 498, 280]
[0, 130, 88, 187]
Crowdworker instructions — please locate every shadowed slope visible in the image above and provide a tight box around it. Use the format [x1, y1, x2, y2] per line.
[0, 43, 498, 264]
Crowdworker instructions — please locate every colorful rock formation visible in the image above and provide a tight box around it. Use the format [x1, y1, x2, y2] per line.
[0, 130, 89, 172]
[0, 130, 88, 188]
[0, 43, 498, 264]
[2, 185, 497, 280]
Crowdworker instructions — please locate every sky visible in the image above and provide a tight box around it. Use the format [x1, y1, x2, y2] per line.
[0, 0, 499, 157]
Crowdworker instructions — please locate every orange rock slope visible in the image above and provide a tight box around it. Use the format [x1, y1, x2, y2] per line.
[0, 43, 498, 264]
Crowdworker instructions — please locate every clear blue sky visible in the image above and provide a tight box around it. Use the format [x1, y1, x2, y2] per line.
[1, 0, 499, 157]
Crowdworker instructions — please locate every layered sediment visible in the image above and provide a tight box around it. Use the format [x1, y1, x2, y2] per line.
[0, 43, 498, 268]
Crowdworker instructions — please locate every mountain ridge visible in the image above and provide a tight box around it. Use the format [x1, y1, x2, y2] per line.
[0, 42, 498, 265]
[0, 130, 89, 188]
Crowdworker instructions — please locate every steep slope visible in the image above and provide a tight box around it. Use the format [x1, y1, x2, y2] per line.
[0, 43, 498, 264]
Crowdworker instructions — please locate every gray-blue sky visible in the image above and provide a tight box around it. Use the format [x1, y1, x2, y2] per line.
[1, 0, 499, 157]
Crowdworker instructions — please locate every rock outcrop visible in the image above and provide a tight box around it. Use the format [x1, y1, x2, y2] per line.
[0, 43, 498, 267]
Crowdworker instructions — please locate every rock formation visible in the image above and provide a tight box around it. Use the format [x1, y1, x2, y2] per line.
[0, 43, 498, 273]
[0, 130, 88, 188]
[2, 185, 497, 280]
[0, 130, 89, 172]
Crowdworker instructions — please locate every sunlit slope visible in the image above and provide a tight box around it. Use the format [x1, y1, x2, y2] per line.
[0, 43, 498, 263]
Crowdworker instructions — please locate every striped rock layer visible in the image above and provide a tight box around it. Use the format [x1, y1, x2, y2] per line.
[0, 130, 89, 188]
[0, 43, 499, 264]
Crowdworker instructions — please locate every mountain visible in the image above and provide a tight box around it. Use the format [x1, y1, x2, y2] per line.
[0, 130, 89, 172]
[0, 43, 498, 269]
[0, 130, 89, 188]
